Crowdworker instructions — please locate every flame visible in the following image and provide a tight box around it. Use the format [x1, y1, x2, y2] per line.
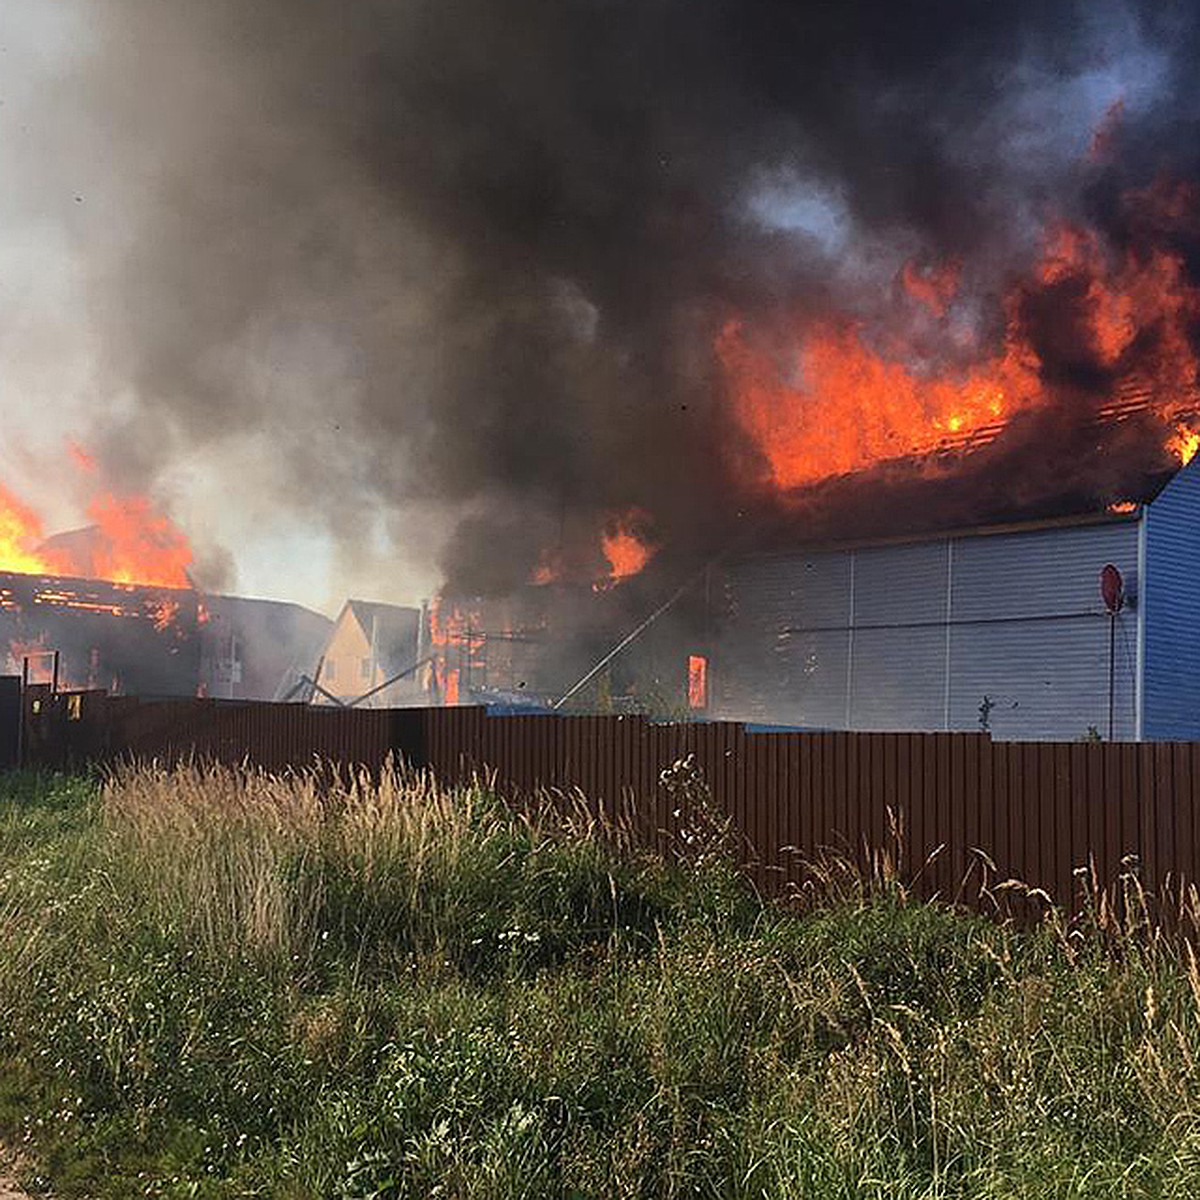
[0, 485, 61, 577]
[722, 202, 1200, 494]
[1108, 500, 1139, 514]
[900, 258, 961, 318]
[1168, 423, 1200, 466]
[600, 509, 656, 584]
[0, 450, 194, 588]
[531, 548, 565, 586]
[147, 597, 182, 632]
[427, 596, 482, 704]
[84, 494, 193, 587]
[687, 654, 708, 709]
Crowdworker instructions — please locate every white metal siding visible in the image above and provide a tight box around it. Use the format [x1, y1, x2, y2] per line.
[716, 518, 1140, 738]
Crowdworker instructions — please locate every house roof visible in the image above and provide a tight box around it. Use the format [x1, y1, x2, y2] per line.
[753, 397, 1190, 555]
[343, 600, 420, 675]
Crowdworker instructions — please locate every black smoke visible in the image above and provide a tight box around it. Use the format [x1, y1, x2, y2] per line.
[64, 0, 1200, 596]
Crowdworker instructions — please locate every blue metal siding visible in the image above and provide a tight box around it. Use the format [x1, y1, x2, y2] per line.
[849, 541, 950, 730]
[950, 524, 1138, 621]
[715, 550, 852, 726]
[850, 626, 947, 730]
[948, 614, 1137, 740]
[853, 542, 948, 624]
[1142, 461, 1200, 739]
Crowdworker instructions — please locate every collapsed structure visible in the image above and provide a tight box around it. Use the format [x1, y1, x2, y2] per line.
[1, 569, 330, 703]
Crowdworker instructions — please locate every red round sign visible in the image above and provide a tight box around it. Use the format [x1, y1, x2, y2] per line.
[1100, 563, 1124, 614]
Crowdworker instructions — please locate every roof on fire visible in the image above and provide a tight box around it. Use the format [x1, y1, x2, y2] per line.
[751, 393, 1192, 557]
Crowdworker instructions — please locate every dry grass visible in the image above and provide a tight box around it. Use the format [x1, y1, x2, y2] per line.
[4, 766, 1200, 1196]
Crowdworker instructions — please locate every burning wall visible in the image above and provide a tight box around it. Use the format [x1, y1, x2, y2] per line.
[0, 571, 201, 696]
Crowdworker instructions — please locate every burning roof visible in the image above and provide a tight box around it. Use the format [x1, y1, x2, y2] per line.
[0, 474, 194, 591]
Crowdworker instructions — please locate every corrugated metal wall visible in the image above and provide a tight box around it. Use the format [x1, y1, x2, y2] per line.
[716, 518, 1141, 740]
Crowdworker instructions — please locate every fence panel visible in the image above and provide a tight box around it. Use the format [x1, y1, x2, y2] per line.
[22, 692, 1200, 911]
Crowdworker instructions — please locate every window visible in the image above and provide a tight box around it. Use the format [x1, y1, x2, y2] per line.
[324, 660, 336, 682]
[361, 657, 373, 680]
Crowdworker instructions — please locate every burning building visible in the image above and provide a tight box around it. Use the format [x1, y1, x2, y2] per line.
[0, 484, 331, 700]
[0, 568, 332, 703]
[711, 462, 1200, 741]
[0, 569, 202, 696]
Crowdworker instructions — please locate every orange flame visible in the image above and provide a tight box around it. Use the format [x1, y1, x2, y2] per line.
[1168, 423, 1200, 466]
[600, 510, 656, 584]
[687, 654, 708, 709]
[1108, 500, 1139, 515]
[0, 451, 194, 588]
[722, 209, 1200, 494]
[427, 596, 482, 705]
[0, 485, 60, 578]
[530, 548, 565, 586]
[900, 258, 961, 318]
[84, 494, 193, 587]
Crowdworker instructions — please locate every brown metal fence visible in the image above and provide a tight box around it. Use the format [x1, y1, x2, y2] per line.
[15, 687, 1200, 910]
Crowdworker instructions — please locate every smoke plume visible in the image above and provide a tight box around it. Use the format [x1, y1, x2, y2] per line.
[34, 1, 1200, 599]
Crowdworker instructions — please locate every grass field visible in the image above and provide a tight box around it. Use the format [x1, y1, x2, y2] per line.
[1, 765, 1200, 1197]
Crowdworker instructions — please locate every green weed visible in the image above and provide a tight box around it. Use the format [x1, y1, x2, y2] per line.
[0, 765, 1199, 1196]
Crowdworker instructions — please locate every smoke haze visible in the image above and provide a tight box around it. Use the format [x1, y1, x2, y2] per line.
[5, 0, 1200, 606]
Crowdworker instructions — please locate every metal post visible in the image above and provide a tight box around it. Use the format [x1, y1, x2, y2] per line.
[16, 666, 25, 769]
[51, 650, 60, 697]
[1108, 612, 1117, 742]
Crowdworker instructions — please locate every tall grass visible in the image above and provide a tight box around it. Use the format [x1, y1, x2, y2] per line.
[2, 764, 1200, 1196]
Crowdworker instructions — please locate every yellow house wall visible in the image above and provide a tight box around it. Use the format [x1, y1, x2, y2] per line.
[317, 610, 422, 706]
[317, 612, 373, 702]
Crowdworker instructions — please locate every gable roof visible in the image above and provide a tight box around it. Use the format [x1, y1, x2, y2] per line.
[342, 600, 420, 675]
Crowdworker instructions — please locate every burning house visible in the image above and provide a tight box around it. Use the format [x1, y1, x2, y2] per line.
[418, 375, 1200, 741]
[705, 377, 1200, 740]
[1, 569, 202, 696]
[711, 461, 1200, 740]
[0, 568, 332, 703]
[0, 489, 332, 701]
